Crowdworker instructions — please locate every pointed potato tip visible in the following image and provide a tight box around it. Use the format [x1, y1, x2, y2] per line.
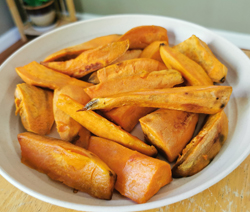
[82, 99, 99, 111]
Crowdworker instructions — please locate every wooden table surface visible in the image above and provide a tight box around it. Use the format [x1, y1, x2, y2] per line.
[0, 40, 250, 212]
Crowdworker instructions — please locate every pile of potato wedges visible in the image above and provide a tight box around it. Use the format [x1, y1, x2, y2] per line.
[14, 25, 232, 204]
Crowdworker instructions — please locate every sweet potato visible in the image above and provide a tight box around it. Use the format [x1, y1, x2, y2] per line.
[85, 69, 183, 99]
[56, 94, 157, 156]
[112, 49, 142, 64]
[88, 50, 142, 84]
[140, 109, 199, 162]
[160, 44, 213, 86]
[41, 40, 129, 78]
[43, 34, 121, 62]
[72, 127, 91, 149]
[16, 61, 92, 90]
[173, 35, 228, 83]
[103, 106, 156, 132]
[117, 25, 168, 49]
[15, 83, 54, 135]
[88, 136, 172, 203]
[172, 110, 228, 177]
[90, 69, 182, 132]
[96, 58, 167, 84]
[140, 41, 168, 63]
[18, 132, 116, 200]
[53, 85, 91, 144]
[84, 85, 232, 114]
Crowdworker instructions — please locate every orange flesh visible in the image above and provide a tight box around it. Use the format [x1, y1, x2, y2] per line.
[43, 34, 121, 62]
[18, 132, 116, 200]
[41, 40, 129, 78]
[118, 25, 169, 49]
[88, 136, 172, 203]
[56, 94, 158, 156]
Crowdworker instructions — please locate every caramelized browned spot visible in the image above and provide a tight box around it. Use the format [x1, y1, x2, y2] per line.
[182, 104, 202, 111]
[84, 62, 103, 72]
[220, 104, 225, 109]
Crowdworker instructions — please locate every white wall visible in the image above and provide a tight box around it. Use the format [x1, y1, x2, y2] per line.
[74, 0, 250, 34]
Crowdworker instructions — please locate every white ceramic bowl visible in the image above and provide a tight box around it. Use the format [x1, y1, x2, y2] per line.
[1, 14, 250, 212]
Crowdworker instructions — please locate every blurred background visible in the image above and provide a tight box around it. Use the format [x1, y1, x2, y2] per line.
[1, 0, 250, 53]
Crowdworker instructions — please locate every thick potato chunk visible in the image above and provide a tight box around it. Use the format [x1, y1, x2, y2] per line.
[88, 136, 172, 203]
[172, 110, 228, 177]
[18, 132, 116, 200]
[15, 83, 54, 135]
[173, 35, 228, 83]
[140, 109, 199, 162]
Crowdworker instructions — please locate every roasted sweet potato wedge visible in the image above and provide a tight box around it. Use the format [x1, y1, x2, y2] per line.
[117, 25, 169, 49]
[43, 34, 121, 62]
[84, 85, 232, 114]
[56, 94, 157, 156]
[15, 83, 54, 135]
[103, 106, 156, 132]
[112, 49, 142, 64]
[18, 132, 116, 200]
[88, 136, 172, 204]
[88, 50, 143, 84]
[89, 69, 182, 132]
[160, 44, 213, 86]
[140, 40, 168, 63]
[172, 110, 228, 177]
[16, 61, 92, 90]
[140, 109, 199, 162]
[41, 40, 129, 78]
[96, 58, 167, 84]
[85, 69, 183, 99]
[173, 35, 228, 83]
[54, 85, 91, 144]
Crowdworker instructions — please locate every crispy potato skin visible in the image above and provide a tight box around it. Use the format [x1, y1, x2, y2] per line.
[43, 34, 120, 62]
[173, 35, 228, 83]
[41, 40, 129, 78]
[140, 109, 199, 162]
[172, 110, 228, 177]
[118, 25, 169, 49]
[15, 83, 54, 135]
[18, 132, 116, 200]
[160, 44, 213, 86]
[88, 136, 172, 204]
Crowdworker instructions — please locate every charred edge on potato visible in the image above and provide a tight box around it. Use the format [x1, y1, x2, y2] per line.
[83, 99, 99, 111]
